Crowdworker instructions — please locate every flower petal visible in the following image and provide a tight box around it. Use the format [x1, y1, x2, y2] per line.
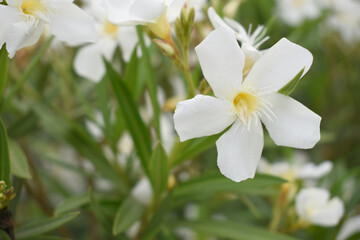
[195, 27, 245, 100]
[337, 215, 360, 240]
[166, 0, 187, 23]
[103, 0, 133, 25]
[261, 93, 321, 149]
[207, 7, 233, 31]
[129, 0, 165, 23]
[244, 38, 313, 94]
[0, 5, 21, 48]
[117, 26, 139, 62]
[74, 39, 116, 82]
[298, 161, 333, 179]
[174, 94, 236, 142]
[295, 188, 330, 222]
[49, 2, 97, 46]
[311, 197, 344, 227]
[216, 119, 264, 182]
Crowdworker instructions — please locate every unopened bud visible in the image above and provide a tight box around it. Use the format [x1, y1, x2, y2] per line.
[167, 174, 177, 190]
[153, 39, 175, 58]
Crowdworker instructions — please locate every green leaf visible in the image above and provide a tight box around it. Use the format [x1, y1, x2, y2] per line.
[90, 190, 113, 234]
[0, 230, 11, 240]
[174, 220, 299, 240]
[278, 68, 305, 96]
[54, 193, 89, 216]
[143, 192, 172, 240]
[23, 236, 71, 240]
[124, 48, 143, 99]
[173, 173, 285, 206]
[149, 143, 169, 196]
[0, 118, 10, 185]
[136, 26, 161, 141]
[8, 140, 31, 179]
[170, 133, 221, 166]
[16, 212, 79, 239]
[105, 59, 152, 175]
[0, 44, 9, 98]
[112, 196, 144, 235]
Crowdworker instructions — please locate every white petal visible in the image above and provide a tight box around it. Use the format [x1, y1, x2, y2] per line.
[17, 21, 43, 50]
[49, 2, 97, 46]
[5, 21, 37, 58]
[244, 38, 313, 94]
[103, 0, 134, 25]
[261, 93, 321, 149]
[195, 27, 245, 100]
[216, 119, 264, 182]
[311, 197, 344, 227]
[74, 39, 116, 82]
[174, 95, 236, 142]
[298, 161, 333, 179]
[129, 0, 165, 23]
[117, 26, 139, 62]
[0, 5, 21, 48]
[295, 188, 330, 221]
[337, 215, 360, 240]
[207, 7, 233, 31]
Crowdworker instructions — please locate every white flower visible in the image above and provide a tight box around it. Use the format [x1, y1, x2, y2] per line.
[276, 0, 322, 26]
[258, 153, 333, 181]
[208, 7, 269, 75]
[295, 188, 344, 227]
[325, 0, 360, 44]
[73, 0, 141, 82]
[174, 27, 321, 182]
[0, 0, 97, 58]
[103, 0, 188, 26]
[336, 215, 360, 240]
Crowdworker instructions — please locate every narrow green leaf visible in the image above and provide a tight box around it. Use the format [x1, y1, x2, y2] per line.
[8, 140, 31, 179]
[173, 173, 285, 206]
[0, 230, 11, 240]
[136, 26, 161, 141]
[7, 111, 39, 138]
[105, 59, 151, 175]
[112, 196, 144, 235]
[90, 190, 113, 234]
[174, 220, 299, 240]
[278, 68, 305, 96]
[143, 192, 172, 240]
[0, 44, 9, 98]
[124, 48, 142, 99]
[16, 212, 79, 239]
[0, 118, 10, 185]
[170, 133, 221, 166]
[54, 193, 89, 216]
[149, 143, 169, 196]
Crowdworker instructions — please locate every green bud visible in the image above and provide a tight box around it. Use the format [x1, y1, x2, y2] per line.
[153, 39, 175, 58]
[0, 182, 16, 210]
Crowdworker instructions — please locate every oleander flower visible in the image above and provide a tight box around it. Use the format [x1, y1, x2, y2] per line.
[258, 152, 333, 181]
[0, 0, 97, 58]
[208, 7, 269, 76]
[295, 188, 344, 227]
[174, 27, 321, 182]
[74, 0, 142, 82]
[276, 0, 322, 26]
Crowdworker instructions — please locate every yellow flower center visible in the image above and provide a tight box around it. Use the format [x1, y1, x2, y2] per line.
[103, 21, 118, 35]
[233, 91, 259, 123]
[21, 0, 45, 16]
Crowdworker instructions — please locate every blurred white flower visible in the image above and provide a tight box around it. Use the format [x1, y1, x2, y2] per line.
[295, 188, 344, 227]
[174, 27, 321, 182]
[208, 7, 268, 75]
[0, 0, 97, 58]
[325, 0, 360, 44]
[74, 0, 141, 82]
[276, 0, 322, 26]
[258, 153, 333, 182]
[336, 215, 360, 240]
[131, 177, 153, 206]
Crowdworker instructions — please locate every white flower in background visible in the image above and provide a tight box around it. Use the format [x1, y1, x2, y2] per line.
[336, 215, 360, 240]
[208, 7, 269, 75]
[131, 177, 153, 206]
[276, 0, 322, 26]
[258, 153, 333, 181]
[0, 0, 97, 58]
[174, 27, 321, 182]
[295, 188, 344, 227]
[74, 0, 141, 82]
[325, 0, 360, 44]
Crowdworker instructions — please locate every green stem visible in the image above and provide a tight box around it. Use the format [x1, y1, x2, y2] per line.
[182, 46, 196, 98]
